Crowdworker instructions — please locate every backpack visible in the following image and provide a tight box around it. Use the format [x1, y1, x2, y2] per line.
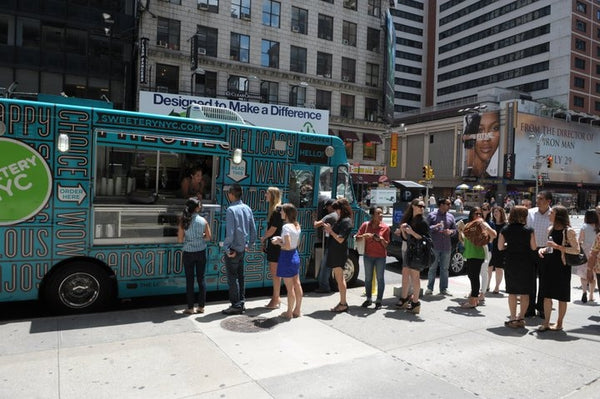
[463, 219, 489, 247]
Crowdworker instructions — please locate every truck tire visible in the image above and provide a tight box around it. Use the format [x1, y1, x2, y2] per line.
[43, 262, 115, 314]
[329, 251, 360, 289]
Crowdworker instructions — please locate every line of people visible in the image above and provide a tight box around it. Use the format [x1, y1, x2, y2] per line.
[177, 184, 600, 332]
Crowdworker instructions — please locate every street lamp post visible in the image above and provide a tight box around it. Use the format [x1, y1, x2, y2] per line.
[529, 132, 545, 202]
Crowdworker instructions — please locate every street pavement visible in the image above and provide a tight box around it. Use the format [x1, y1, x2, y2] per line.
[1, 263, 599, 399]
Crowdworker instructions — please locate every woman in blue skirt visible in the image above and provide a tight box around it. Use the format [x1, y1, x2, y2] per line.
[271, 203, 303, 319]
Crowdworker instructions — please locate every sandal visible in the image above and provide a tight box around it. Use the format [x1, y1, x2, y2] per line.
[537, 324, 550, 332]
[330, 303, 349, 313]
[504, 319, 524, 328]
[460, 302, 477, 308]
[550, 324, 563, 331]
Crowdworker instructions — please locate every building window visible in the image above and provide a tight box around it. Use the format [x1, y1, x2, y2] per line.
[193, 70, 217, 97]
[197, 0, 219, 13]
[290, 45, 307, 73]
[574, 96, 584, 107]
[576, 20, 586, 32]
[341, 57, 356, 83]
[260, 81, 279, 103]
[595, 101, 600, 111]
[365, 98, 378, 122]
[316, 52, 332, 77]
[227, 75, 249, 99]
[321, 0, 333, 3]
[262, 1, 280, 28]
[363, 141, 376, 161]
[230, 32, 250, 62]
[289, 85, 306, 107]
[340, 94, 354, 118]
[367, 27, 380, 52]
[574, 76, 585, 88]
[157, 17, 180, 50]
[596, 64, 600, 74]
[575, 57, 585, 69]
[232, 0, 251, 19]
[316, 89, 331, 110]
[344, 141, 354, 159]
[343, 0, 357, 10]
[366, 63, 379, 87]
[291, 6, 308, 34]
[342, 21, 357, 46]
[576, 1, 586, 13]
[368, 0, 381, 17]
[196, 25, 218, 57]
[156, 63, 179, 93]
[318, 14, 333, 41]
[575, 38, 586, 51]
[261, 39, 279, 68]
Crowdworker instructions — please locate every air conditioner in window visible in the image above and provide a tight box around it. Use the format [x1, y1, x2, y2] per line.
[198, 47, 207, 55]
[198, 3, 209, 10]
[156, 86, 168, 93]
[342, 76, 350, 82]
[342, 39, 349, 45]
[371, 47, 379, 52]
[324, 73, 331, 78]
[292, 25, 300, 33]
[241, 13, 251, 20]
[157, 41, 168, 48]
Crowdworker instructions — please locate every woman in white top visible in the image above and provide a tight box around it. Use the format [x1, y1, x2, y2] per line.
[578, 210, 599, 302]
[271, 203, 303, 319]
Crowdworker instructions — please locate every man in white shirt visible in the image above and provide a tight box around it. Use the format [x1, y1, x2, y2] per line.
[525, 191, 553, 318]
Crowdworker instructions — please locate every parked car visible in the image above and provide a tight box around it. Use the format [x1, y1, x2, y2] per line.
[386, 213, 468, 276]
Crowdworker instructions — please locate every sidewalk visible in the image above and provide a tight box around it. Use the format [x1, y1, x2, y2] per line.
[1, 275, 599, 399]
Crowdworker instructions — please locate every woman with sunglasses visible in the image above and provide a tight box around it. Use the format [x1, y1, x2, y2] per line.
[461, 207, 497, 308]
[395, 199, 430, 314]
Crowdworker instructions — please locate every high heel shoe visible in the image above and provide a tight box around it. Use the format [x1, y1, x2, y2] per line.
[408, 301, 421, 314]
[396, 297, 410, 309]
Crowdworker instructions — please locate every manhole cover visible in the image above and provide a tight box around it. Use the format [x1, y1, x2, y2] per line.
[220, 315, 279, 333]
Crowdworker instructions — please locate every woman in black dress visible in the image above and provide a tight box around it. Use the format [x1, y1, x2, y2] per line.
[537, 205, 580, 332]
[395, 198, 429, 314]
[323, 198, 354, 313]
[497, 206, 536, 328]
[488, 206, 507, 294]
[260, 187, 283, 309]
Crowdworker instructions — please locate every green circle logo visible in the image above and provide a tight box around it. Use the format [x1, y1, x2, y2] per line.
[0, 137, 52, 226]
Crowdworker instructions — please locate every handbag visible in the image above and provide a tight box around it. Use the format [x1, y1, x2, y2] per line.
[406, 235, 436, 271]
[563, 230, 587, 266]
[354, 236, 365, 255]
[565, 246, 587, 266]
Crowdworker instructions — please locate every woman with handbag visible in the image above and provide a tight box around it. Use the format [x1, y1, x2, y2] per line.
[395, 199, 430, 314]
[576, 210, 599, 303]
[356, 207, 391, 309]
[497, 206, 537, 328]
[261, 187, 283, 309]
[323, 198, 354, 313]
[537, 205, 580, 332]
[460, 207, 497, 308]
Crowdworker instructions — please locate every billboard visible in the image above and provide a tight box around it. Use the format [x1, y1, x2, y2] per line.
[383, 10, 396, 124]
[461, 111, 500, 178]
[139, 91, 330, 134]
[514, 113, 600, 184]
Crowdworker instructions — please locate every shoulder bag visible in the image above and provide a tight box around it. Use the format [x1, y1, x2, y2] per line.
[564, 230, 587, 266]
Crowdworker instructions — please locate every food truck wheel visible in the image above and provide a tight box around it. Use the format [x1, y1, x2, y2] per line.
[329, 252, 360, 289]
[44, 262, 114, 313]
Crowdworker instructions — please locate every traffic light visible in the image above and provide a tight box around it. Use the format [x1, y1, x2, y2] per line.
[422, 165, 427, 178]
[428, 166, 435, 180]
[546, 155, 553, 168]
[537, 175, 543, 186]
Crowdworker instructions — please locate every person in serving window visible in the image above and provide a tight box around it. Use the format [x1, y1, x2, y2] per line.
[181, 165, 205, 199]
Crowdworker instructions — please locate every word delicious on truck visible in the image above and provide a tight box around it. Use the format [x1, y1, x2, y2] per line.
[0, 99, 367, 313]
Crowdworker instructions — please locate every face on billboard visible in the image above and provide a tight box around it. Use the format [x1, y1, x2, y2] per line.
[462, 111, 500, 178]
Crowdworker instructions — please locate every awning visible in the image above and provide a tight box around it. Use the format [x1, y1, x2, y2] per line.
[351, 173, 381, 184]
[392, 180, 425, 189]
[339, 130, 359, 142]
[363, 133, 382, 144]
